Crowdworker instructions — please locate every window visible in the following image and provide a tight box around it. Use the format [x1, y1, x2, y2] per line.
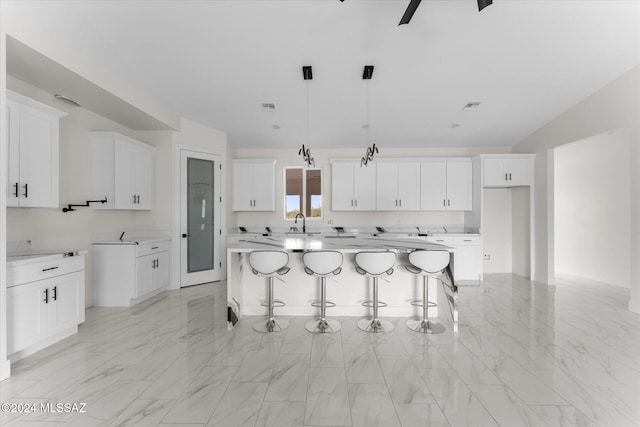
[285, 167, 322, 219]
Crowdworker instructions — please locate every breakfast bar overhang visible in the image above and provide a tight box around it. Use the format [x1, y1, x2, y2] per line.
[227, 235, 459, 331]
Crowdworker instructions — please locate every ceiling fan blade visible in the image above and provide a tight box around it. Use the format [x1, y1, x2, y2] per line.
[478, 0, 493, 12]
[398, 0, 422, 25]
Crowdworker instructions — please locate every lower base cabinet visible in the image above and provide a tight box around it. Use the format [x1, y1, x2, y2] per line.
[7, 256, 85, 361]
[425, 235, 482, 281]
[93, 239, 170, 306]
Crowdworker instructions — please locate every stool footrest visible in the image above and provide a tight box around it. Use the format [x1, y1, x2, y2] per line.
[311, 301, 336, 308]
[362, 300, 388, 308]
[260, 300, 286, 308]
[409, 299, 437, 308]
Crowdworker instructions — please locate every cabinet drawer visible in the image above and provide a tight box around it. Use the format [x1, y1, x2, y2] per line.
[453, 236, 482, 246]
[425, 236, 454, 246]
[136, 240, 169, 257]
[8, 257, 85, 288]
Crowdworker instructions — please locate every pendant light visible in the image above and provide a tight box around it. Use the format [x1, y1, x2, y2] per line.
[298, 65, 315, 167]
[361, 65, 378, 167]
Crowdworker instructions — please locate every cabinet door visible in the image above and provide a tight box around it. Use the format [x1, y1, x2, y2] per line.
[7, 99, 20, 207]
[506, 158, 531, 186]
[17, 104, 59, 208]
[331, 162, 355, 211]
[452, 245, 481, 281]
[232, 162, 254, 211]
[252, 162, 275, 211]
[136, 255, 154, 298]
[48, 272, 82, 335]
[7, 282, 48, 355]
[133, 145, 154, 209]
[420, 162, 446, 210]
[115, 140, 136, 209]
[152, 252, 170, 291]
[446, 162, 472, 211]
[397, 162, 420, 211]
[376, 162, 398, 211]
[353, 163, 376, 210]
[483, 158, 508, 187]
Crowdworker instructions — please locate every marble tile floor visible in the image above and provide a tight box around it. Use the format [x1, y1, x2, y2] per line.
[1, 274, 639, 426]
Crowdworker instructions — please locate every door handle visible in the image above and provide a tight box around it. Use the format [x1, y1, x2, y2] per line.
[52, 286, 57, 301]
[508, 173, 512, 181]
[13, 182, 18, 198]
[44, 288, 49, 304]
[23, 183, 28, 198]
[133, 194, 137, 204]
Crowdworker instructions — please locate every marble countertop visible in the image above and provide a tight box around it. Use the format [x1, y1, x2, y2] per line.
[229, 226, 480, 237]
[228, 235, 454, 253]
[92, 236, 170, 245]
[7, 249, 88, 267]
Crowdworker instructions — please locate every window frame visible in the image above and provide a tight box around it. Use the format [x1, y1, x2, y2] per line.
[283, 166, 323, 220]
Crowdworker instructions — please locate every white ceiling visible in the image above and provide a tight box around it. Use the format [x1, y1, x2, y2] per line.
[4, 0, 640, 149]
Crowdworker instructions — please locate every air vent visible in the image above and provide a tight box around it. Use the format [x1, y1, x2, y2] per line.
[462, 102, 481, 111]
[261, 103, 277, 112]
[54, 94, 81, 107]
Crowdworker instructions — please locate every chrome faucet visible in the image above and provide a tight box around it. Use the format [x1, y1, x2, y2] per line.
[294, 213, 306, 233]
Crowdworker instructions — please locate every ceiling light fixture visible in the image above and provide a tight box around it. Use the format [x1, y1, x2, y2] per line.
[361, 65, 378, 167]
[262, 103, 277, 112]
[54, 93, 81, 107]
[462, 101, 482, 111]
[298, 65, 315, 168]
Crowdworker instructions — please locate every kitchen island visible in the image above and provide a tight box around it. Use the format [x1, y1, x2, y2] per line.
[227, 234, 459, 331]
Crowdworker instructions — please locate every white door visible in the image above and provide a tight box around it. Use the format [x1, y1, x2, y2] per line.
[483, 158, 507, 187]
[420, 162, 446, 210]
[251, 162, 275, 211]
[446, 162, 472, 211]
[115, 140, 135, 208]
[353, 162, 376, 210]
[506, 158, 531, 186]
[49, 272, 82, 335]
[180, 150, 222, 287]
[7, 281, 48, 355]
[376, 162, 398, 210]
[331, 162, 355, 210]
[232, 162, 253, 211]
[397, 162, 420, 211]
[133, 145, 154, 209]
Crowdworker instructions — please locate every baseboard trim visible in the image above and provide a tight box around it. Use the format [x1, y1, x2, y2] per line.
[629, 299, 640, 314]
[0, 358, 11, 381]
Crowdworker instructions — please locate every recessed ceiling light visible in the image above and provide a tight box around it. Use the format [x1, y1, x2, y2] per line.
[450, 123, 460, 128]
[462, 102, 481, 111]
[361, 124, 370, 129]
[261, 103, 277, 112]
[272, 125, 280, 130]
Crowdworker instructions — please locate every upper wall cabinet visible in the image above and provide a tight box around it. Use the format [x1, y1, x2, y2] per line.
[420, 160, 472, 211]
[232, 159, 276, 211]
[6, 90, 67, 208]
[331, 160, 376, 211]
[376, 161, 420, 211]
[483, 154, 535, 187]
[91, 132, 156, 210]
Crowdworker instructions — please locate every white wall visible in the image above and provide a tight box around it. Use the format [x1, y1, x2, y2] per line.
[513, 65, 639, 313]
[512, 186, 531, 278]
[233, 146, 509, 230]
[554, 132, 631, 288]
[482, 189, 512, 273]
[1, 23, 10, 381]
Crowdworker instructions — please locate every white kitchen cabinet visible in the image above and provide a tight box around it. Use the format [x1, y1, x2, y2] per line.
[331, 160, 376, 211]
[93, 238, 170, 306]
[7, 254, 85, 360]
[376, 161, 419, 211]
[6, 90, 67, 208]
[425, 235, 482, 281]
[232, 159, 276, 211]
[420, 160, 472, 211]
[91, 131, 155, 210]
[483, 155, 534, 187]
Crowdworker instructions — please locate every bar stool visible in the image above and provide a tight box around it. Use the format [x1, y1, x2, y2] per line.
[303, 251, 343, 334]
[405, 250, 449, 334]
[249, 250, 290, 333]
[355, 251, 396, 333]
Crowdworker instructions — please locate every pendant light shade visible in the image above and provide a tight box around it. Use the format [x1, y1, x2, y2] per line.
[478, 0, 492, 12]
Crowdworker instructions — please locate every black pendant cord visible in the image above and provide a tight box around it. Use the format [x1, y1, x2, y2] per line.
[62, 198, 108, 212]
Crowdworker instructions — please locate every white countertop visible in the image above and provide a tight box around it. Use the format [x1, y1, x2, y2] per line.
[7, 250, 88, 267]
[228, 235, 454, 253]
[92, 236, 170, 246]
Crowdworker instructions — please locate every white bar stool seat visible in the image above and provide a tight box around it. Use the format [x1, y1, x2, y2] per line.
[249, 250, 290, 333]
[405, 250, 449, 334]
[355, 251, 396, 333]
[303, 251, 343, 334]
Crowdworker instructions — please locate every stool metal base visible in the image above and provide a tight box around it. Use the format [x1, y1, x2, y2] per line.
[357, 318, 394, 333]
[253, 318, 289, 333]
[406, 318, 445, 334]
[305, 318, 341, 334]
